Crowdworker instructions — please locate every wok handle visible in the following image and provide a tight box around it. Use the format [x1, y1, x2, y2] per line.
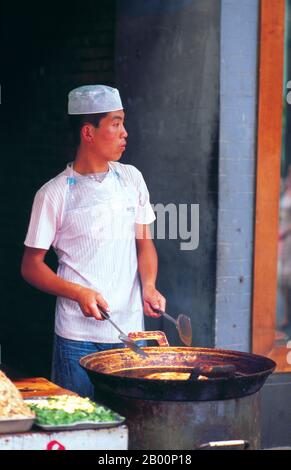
[191, 364, 236, 379]
[198, 440, 250, 450]
[128, 331, 170, 347]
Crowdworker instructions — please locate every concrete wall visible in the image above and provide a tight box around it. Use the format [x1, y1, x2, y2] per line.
[215, 0, 259, 351]
[115, 0, 220, 346]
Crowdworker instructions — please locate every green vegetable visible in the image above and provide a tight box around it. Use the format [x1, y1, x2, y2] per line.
[27, 396, 122, 426]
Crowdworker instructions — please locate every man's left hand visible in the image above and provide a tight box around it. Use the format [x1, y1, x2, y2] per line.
[142, 285, 166, 318]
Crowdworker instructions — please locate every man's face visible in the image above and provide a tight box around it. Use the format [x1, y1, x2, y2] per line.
[91, 110, 128, 161]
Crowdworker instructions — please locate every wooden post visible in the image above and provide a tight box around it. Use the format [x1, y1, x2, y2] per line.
[252, 0, 285, 355]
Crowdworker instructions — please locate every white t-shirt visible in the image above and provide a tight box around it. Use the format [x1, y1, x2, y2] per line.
[24, 161, 156, 342]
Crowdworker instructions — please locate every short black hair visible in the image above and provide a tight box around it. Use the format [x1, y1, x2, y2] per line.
[68, 113, 108, 146]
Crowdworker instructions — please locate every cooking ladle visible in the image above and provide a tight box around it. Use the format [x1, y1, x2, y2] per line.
[152, 308, 192, 346]
[97, 304, 148, 359]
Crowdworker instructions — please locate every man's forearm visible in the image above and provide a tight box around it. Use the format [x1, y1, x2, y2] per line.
[137, 240, 158, 289]
[136, 238, 166, 316]
[21, 259, 82, 301]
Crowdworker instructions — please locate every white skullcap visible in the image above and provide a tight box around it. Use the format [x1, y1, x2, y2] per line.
[68, 85, 123, 115]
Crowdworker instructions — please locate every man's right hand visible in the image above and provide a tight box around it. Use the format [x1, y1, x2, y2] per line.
[75, 286, 110, 321]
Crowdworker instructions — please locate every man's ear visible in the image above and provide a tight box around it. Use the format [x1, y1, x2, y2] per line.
[81, 124, 94, 143]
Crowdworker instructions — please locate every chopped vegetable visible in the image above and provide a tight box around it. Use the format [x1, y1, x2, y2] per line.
[26, 395, 122, 425]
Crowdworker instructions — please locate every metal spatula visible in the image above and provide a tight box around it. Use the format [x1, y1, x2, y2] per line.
[97, 305, 148, 359]
[152, 308, 192, 346]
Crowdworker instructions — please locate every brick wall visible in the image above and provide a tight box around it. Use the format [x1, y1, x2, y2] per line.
[215, 0, 259, 351]
[0, 0, 116, 376]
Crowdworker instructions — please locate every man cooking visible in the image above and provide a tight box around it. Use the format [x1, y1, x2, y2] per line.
[21, 84, 166, 399]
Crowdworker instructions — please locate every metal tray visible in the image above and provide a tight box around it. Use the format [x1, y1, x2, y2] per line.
[25, 397, 125, 431]
[34, 417, 125, 432]
[0, 416, 35, 434]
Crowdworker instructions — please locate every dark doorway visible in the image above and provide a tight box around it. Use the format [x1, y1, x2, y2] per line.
[0, 0, 116, 377]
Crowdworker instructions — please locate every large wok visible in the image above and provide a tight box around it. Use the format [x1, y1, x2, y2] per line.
[80, 331, 276, 401]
